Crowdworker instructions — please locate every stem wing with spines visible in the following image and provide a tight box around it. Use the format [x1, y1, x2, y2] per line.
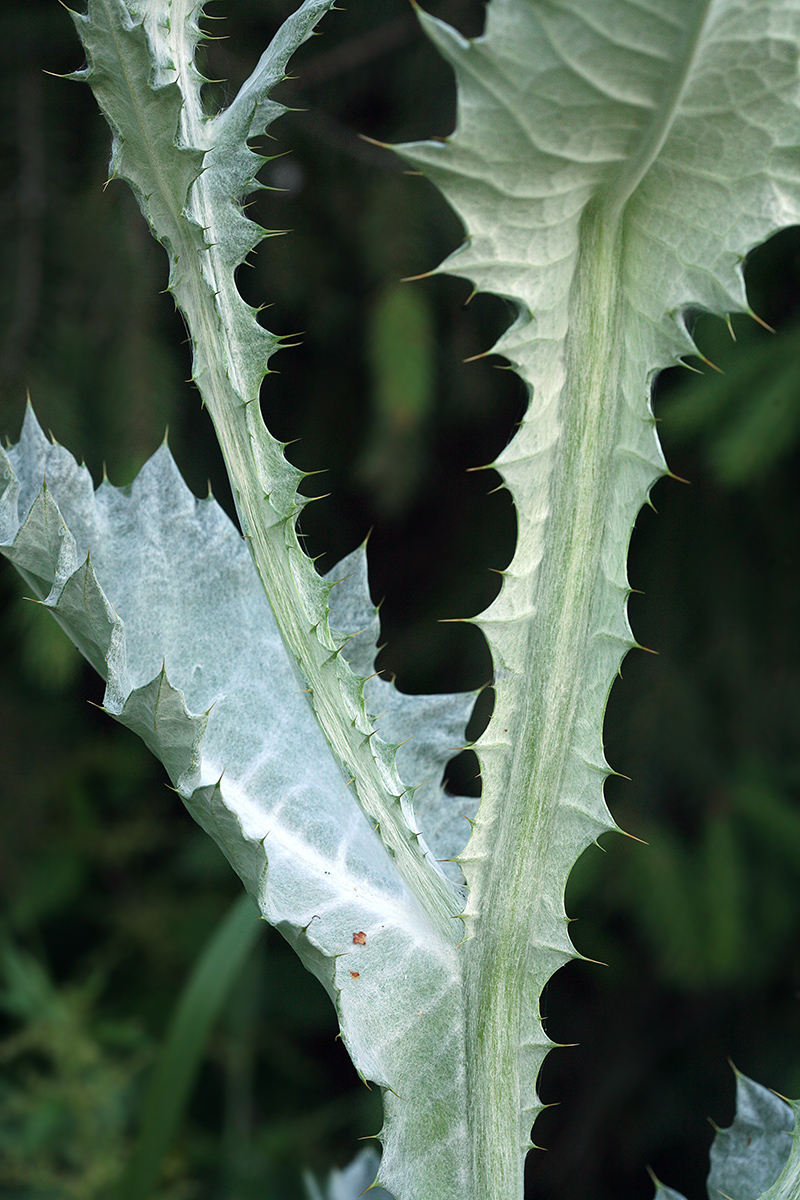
[69, 0, 459, 927]
[397, 0, 800, 1192]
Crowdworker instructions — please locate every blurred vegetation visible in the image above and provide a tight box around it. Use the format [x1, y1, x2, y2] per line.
[1, 2, 800, 1199]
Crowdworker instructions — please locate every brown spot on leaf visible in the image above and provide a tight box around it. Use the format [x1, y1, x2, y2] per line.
[350, 970, 360, 979]
[353, 931, 367, 945]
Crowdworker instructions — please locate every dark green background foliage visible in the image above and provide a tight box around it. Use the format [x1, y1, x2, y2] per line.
[1, 2, 800, 1197]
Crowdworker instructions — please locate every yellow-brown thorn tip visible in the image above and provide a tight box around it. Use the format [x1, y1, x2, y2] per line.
[749, 308, 776, 333]
[44, 66, 80, 81]
[359, 132, 393, 152]
[725, 315, 736, 341]
[363, 670, 387, 685]
[578, 951, 608, 969]
[617, 827, 649, 846]
[695, 350, 724, 374]
[463, 348, 493, 363]
[357, 1123, 384, 1145]
[667, 469, 691, 485]
[400, 267, 436, 283]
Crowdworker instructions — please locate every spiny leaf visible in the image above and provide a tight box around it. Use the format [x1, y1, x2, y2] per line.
[395, 0, 800, 1191]
[652, 1071, 798, 1200]
[0, 408, 476, 1199]
[708, 1072, 797, 1200]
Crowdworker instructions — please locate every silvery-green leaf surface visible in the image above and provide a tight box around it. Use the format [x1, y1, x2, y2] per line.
[708, 1072, 798, 1200]
[652, 1072, 798, 1200]
[305, 1148, 393, 1200]
[0, 408, 480, 1197]
[396, 0, 800, 1193]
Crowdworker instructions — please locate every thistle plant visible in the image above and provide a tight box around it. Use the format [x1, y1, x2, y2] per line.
[2, 1, 800, 1198]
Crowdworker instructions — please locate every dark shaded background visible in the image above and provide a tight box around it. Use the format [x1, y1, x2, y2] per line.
[1, 1, 800, 1197]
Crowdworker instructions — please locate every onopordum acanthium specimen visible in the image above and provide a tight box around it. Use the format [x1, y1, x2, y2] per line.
[3, 1, 800, 1198]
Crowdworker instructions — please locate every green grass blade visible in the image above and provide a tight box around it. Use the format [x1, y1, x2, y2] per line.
[115, 892, 262, 1200]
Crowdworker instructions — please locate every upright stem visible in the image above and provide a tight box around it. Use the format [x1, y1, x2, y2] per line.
[465, 207, 625, 1196]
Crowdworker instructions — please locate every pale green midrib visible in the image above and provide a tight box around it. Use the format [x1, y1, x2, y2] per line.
[463, 207, 626, 1196]
[152, 48, 462, 936]
[602, 0, 716, 221]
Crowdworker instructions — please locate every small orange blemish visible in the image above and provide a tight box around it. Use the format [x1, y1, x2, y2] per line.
[350, 970, 360, 979]
[353, 931, 367, 945]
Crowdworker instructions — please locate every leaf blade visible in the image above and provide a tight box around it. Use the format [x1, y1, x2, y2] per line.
[399, 0, 800, 1189]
